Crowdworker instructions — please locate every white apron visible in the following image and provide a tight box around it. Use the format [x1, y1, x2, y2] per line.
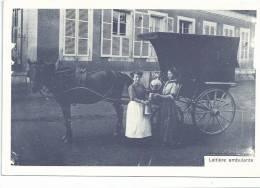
[125, 101, 152, 138]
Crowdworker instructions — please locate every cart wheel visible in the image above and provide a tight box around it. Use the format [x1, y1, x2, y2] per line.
[175, 97, 195, 125]
[193, 89, 236, 135]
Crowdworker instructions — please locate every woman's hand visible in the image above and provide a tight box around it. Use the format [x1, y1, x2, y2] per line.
[151, 93, 160, 100]
[143, 100, 149, 105]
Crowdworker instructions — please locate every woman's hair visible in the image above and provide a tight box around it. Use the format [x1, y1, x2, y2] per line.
[130, 71, 143, 78]
[167, 67, 181, 81]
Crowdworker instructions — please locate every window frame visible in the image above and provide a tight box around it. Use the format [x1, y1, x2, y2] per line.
[59, 9, 93, 61]
[177, 16, 196, 34]
[101, 9, 132, 58]
[148, 10, 168, 59]
[133, 10, 150, 58]
[112, 11, 127, 36]
[223, 24, 235, 37]
[239, 27, 250, 61]
[167, 17, 174, 32]
[202, 20, 217, 35]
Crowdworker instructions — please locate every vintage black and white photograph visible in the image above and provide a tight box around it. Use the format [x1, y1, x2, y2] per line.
[2, 3, 259, 177]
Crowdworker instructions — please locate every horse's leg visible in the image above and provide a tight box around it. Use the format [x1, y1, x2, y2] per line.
[113, 102, 123, 136]
[61, 103, 72, 143]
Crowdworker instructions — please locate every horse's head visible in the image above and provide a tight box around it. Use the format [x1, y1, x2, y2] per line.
[119, 72, 133, 88]
[28, 61, 56, 93]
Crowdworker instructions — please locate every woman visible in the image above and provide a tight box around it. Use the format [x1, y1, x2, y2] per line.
[125, 71, 152, 139]
[125, 72, 153, 165]
[151, 68, 180, 146]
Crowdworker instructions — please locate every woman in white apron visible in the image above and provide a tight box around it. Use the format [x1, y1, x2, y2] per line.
[125, 72, 152, 138]
[125, 72, 152, 165]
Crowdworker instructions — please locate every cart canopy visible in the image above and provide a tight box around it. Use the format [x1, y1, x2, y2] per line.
[138, 32, 240, 82]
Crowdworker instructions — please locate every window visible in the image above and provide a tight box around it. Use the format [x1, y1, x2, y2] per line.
[113, 11, 126, 36]
[167, 17, 174, 32]
[63, 9, 91, 57]
[133, 11, 150, 58]
[12, 9, 19, 43]
[149, 15, 166, 58]
[203, 21, 217, 35]
[101, 10, 131, 57]
[239, 28, 250, 60]
[177, 16, 195, 34]
[223, 24, 235, 37]
[180, 20, 191, 34]
[150, 16, 162, 32]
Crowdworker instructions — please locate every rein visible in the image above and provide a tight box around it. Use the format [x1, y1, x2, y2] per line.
[34, 66, 130, 103]
[63, 86, 120, 103]
[58, 70, 121, 103]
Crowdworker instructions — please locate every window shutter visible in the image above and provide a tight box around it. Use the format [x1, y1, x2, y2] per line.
[101, 9, 112, 56]
[121, 13, 130, 57]
[239, 29, 250, 60]
[64, 9, 76, 55]
[210, 26, 215, 35]
[141, 13, 150, 57]
[167, 17, 174, 32]
[133, 12, 150, 58]
[133, 12, 142, 57]
[112, 36, 120, 56]
[122, 38, 130, 56]
[78, 9, 89, 56]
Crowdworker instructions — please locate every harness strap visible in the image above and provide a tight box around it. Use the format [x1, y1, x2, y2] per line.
[62, 87, 119, 103]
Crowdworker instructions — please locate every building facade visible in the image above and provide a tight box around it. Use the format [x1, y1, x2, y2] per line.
[12, 9, 256, 73]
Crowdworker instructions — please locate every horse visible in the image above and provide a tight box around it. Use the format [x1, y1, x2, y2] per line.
[29, 62, 133, 143]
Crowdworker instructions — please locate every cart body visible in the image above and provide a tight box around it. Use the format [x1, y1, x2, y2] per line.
[139, 32, 240, 134]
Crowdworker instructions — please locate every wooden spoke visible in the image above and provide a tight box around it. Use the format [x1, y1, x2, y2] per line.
[196, 100, 210, 111]
[216, 116, 225, 131]
[220, 92, 226, 100]
[206, 94, 213, 109]
[213, 90, 217, 108]
[219, 110, 235, 113]
[218, 113, 231, 123]
[196, 111, 208, 123]
[194, 111, 211, 114]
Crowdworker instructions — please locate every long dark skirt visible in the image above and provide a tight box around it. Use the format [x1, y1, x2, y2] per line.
[157, 97, 178, 145]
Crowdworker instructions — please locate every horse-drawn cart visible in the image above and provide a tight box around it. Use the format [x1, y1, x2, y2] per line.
[138, 32, 240, 135]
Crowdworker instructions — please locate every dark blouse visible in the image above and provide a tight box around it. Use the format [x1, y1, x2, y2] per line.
[128, 83, 146, 101]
